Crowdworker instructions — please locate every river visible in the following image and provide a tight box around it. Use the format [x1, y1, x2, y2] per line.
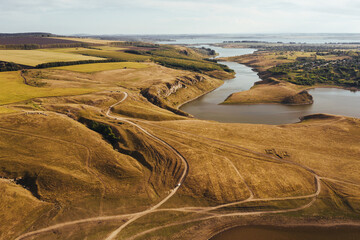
[179, 45, 360, 125]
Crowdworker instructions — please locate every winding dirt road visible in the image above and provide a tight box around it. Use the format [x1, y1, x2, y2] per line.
[13, 91, 329, 240]
[103, 92, 189, 240]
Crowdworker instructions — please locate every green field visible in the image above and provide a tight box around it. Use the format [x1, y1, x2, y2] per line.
[0, 71, 95, 105]
[74, 49, 150, 62]
[0, 50, 105, 67]
[52, 62, 149, 73]
[153, 56, 227, 72]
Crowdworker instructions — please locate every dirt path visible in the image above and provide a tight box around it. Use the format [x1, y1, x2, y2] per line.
[103, 92, 189, 240]
[127, 176, 322, 240]
[12, 92, 329, 240]
[128, 198, 318, 240]
[224, 156, 254, 200]
[11, 93, 189, 240]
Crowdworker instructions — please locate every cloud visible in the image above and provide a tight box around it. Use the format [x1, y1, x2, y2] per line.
[1, 0, 360, 34]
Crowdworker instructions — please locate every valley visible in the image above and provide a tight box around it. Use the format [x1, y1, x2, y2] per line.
[0, 35, 359, 240]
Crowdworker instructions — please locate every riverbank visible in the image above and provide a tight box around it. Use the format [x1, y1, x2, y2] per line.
[219, 51, 359, 105]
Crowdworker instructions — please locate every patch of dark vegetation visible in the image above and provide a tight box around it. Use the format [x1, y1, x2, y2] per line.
[15, 173, 41, 199]
[35, 59, 121, 68]
[224, 43, 360, 51]
[193, 46, 216, 56]
[0, 36, 92, 49]
[76, 50, 150, 62]
[1, 171, 41, 199]
[116, 148, 153, 171]
[300, 114, 340, 121]
[124, 49, 146, 55]
[78, 118, 154, 170]
[0, 61, 23, 72]
[110, 41, 160, 48]
[281, 90, 313, 105]
[79, 118, 121, 146]
[204, 58, 218, 63]
[268, 53, 360, 87]
[152, 56, 233, 73]
[0, 32, 54, 37]
[21, 70, 47, 87]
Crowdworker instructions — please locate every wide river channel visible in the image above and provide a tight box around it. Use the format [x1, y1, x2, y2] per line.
[180, 45, 360, 125]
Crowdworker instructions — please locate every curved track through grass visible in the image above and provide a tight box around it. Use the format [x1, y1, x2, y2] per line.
[13, 91, 349, 240]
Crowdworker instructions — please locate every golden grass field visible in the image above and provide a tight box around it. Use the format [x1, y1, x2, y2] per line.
[0, 50, 104, 66]
[72, 49, 150, 62]
[50, 37, 123, 45]
[0, 42, 359, 240]
[0, 106, 17, 114]
[52, 62, 149, 73]
[0, 71, 95, 105]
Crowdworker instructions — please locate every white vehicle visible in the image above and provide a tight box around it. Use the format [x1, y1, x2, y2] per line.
[177, 183, 181, 187]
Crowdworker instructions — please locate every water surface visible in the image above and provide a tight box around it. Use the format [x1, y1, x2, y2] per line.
[210, 225, 360, 240]
[158, 33, 360, 45]
[180, 46, 360, 124]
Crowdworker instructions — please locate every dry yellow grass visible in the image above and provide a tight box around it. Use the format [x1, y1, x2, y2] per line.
[50, 37, 122, 45]
[223, 79, 307, 104]
[0, 112, 148, 239]
[0, 71, 96, 105]
[141, 115, 360, 213]
[52, 62, 149, 73]
[0, 106, 17, 114]
[0, 50, 104, 67]
[1, 45, 359, 240]
[0, 179, 51, 239]
[112, 93, 186, 121]
[38, 47, 91, 53]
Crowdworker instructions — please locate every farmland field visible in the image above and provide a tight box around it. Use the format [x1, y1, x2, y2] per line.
[0, 37, 81, 46]
[74, 49, 150, 62]
[0, 71, 95, 105]
[51, 37, 122, 45]
[0, 50, 105, 66]
[52, 62, 149, 72]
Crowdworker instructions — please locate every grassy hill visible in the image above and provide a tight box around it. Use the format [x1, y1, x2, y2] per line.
[0, 38, 359, 240]
[0, 71, 95, 105]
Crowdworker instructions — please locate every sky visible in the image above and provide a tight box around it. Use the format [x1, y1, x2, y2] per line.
[1, 0, 360, 35]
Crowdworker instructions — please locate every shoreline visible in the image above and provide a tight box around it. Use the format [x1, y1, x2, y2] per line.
[208, 222, 360, 240]
[174, 47, 360, 124]
[222, 58, 360, 105]
[232, 55, 360, 92]
[176, 80, 225, 110]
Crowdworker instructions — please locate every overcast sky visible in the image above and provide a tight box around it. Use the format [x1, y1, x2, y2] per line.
[1, 0, 360, 34]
